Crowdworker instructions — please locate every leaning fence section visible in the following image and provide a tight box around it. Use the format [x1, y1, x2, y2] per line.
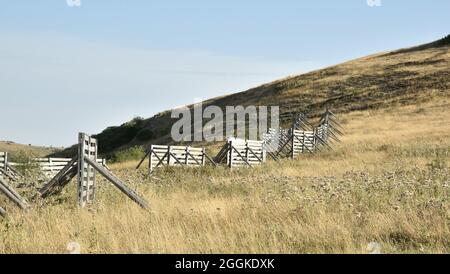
[39, 158, 107, 178]
[0, 152, 6, 177]
[8, 157, 107, 178]
[263, 109, 343, 160]
[39, 133, 149, 209]
[292, 130, 316, 157]
[0, 152, 21, 181]
[215, 138, 266, 169]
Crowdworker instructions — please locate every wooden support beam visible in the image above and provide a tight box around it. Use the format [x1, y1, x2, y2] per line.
[0, 177, 29, 210]
[0, 169, 16, 182]
[186, 151, 201, 166]
[247, 147, 263, 163]
[84, 157, 149, 210]
[214, 144, 230, 163]
[204, 153, 218, 166]
[150, 151, 169, 175]
[230, 146, 253, 168]
[292, 133, 314, 154]
[39, 158, 77, 198]
[136, 150, 150, 170]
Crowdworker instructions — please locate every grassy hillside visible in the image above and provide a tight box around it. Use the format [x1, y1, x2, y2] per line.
[2, 98, 449, 253]
[0, 141, 60, 160]
[2, 36, 450, 254]
[52, 35, 449, 159]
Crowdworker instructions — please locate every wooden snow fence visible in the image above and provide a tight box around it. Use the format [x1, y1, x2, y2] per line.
[8, 157, 107, 178]
[215, 138, 266, 169]
[136, 145, 216, 175]
[0, 176, 29, 217]
[291, 130, 317, 157]
[263, 110, 342, 160]
[0, 152, 21, 181]
[34, 157, 108, 178]
[39, 133, 149, 209]
[0, 152, 7, 180]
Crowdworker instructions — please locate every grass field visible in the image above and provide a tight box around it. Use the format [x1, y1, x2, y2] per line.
[1, 97, 449, 254]
[0, 141, 60, 160]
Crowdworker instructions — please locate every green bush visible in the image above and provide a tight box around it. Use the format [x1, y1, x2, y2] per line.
[95, 117, 146, 154]
[136, 128, 154, 141]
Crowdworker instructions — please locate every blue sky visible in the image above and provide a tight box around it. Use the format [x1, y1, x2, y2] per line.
[0, 0, 449, 147]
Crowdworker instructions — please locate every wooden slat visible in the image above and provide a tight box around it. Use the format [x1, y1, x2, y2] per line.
[77, 133, 97, 207]
[84, 157, 149, 209]
[39, 158, 77, 198]
[0, 177, 29, 210]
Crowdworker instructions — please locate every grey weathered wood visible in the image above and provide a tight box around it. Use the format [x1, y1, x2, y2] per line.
[39, 158, 77, 198]
[0, 177, 29, 210]
[78, 133, 97, 207]
[0, 206, 6, 217]
[150, 151, 169, 175]
[84, 156, 149, 210]
[220, 139, 266, 169]
[230, 146, 252, 168]
[204, 153, 218, 166]
[0, 169, 16, 181]
[147, 145, 207, 174]
[136, 150, 151, 170]
[9, 157, 105, 178]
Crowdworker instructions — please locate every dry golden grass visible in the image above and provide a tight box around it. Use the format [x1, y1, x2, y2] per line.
[1, 98, 450, 254]
[0, 141, 59, 159]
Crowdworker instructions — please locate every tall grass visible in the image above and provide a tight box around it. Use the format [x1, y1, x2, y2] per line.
[1, 100, 449, 254]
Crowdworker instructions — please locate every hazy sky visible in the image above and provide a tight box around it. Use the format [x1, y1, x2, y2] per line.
[0, 0, 449, 147]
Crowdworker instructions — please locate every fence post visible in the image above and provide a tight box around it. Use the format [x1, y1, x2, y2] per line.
[3, 152, 8, 173]
[291, 129, 295, 159]
[185, 147, 190, 166]
[77, 133, 97, 208]
[168, 146, 173, 166]
[228, 141, 233, 169]
[149, 145, 153, 175]
[202, 148, 206, 166]
[245, 141, 249, 166]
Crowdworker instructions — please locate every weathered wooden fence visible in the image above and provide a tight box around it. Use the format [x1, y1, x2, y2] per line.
[136, 145, 216, 174]
[215, 138, 266, 169]
[150, 145, 206, 173]
[0, 176, 29, 217]
[292, 130, 316, 156]
[36, 158, 107, 178]
[0, 152, 6, 170]
[0, 152, 21, 181]
[264, 110, 342, 159]
[39, 133, 149, 209]
[0, 152, 6, 180]
[8, 157, 107, 178]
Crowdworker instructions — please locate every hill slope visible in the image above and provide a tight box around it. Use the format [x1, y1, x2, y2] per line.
[56, 35, 450, 158]
[0, 141, 60, 159]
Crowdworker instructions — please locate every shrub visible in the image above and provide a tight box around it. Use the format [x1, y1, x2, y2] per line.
[136, 128, 154, 141]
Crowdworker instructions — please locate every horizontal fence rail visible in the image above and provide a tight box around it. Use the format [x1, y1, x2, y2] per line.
[262, 110, 342, 160]
[0, 152, 20, 181]
[149, 145, 207, 174]
[39, 133, 149, 210]
[215, 138, 266, 169]
[9, 157, 107, 178]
